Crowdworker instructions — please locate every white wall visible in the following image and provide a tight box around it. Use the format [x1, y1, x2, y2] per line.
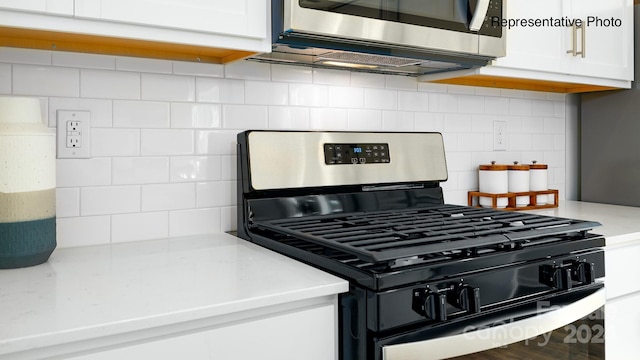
[0, 47, 570, 248]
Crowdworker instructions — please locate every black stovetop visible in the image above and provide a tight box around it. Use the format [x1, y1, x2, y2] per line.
[253, 204, 600, 264]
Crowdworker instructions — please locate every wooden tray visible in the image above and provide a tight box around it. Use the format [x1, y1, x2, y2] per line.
[467, 189, 559, 211]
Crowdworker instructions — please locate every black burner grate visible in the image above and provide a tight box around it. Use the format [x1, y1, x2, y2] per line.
[252, 205, 600, 264]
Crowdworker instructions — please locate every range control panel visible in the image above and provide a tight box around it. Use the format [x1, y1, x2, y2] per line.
[324, 143, 390, 165]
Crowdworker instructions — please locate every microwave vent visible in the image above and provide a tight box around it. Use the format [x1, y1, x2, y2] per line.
[316, 52, 422, 67]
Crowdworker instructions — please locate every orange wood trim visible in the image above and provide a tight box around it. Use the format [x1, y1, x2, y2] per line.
[0, 26, 256, 64]
[429, 74, 620, 93]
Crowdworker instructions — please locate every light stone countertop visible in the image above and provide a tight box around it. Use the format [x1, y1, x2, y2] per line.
[0, 233, 348, 358]
[2, 200, 638, 358]
[523, 200, 640, 247]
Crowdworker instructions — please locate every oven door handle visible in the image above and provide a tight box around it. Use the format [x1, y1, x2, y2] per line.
[382, 287, 605, 360]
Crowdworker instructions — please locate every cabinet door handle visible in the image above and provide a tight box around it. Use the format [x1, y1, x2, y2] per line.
[567, 23, 586, 58]
[578, 23, 585, 58]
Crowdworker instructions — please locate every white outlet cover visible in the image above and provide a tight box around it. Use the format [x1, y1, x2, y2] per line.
[493, 120, 507, 151]
[57, 110, 91, 159]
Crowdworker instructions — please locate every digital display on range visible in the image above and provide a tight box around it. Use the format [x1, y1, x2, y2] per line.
[324, 143, 390, 165]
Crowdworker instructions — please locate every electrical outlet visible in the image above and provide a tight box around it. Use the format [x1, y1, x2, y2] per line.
[493, 120, 507, 151]
[57, 110, 91, 158]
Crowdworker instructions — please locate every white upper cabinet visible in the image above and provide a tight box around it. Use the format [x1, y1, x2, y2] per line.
[0, 0, 73, 15]
[562, 0, 633, 81]
[420, 0, 633, 92]
[494, 0, 633, 82]
[492, 0, 565, 73]
[74, 0, 267, 40]
[0, 0, 270, 62]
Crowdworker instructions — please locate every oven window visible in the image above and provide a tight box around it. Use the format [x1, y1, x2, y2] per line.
[449, 307, 605, 360]
[298, 0, 470, 32]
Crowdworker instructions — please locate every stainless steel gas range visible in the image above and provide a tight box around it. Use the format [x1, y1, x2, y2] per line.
[236, 131, 605, 360]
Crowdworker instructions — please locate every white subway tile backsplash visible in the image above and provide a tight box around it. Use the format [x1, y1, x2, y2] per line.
[385, 75, 417, 90]
[509, 98, 533, 116]
[398, 91, 429, 112]
[169, 208, 221, 237]
[414, 112, 444, 132]
[81, 69, 140, 99]
[49, 97, 113, 127]
[92, 128, 140, 157]
[313, 68, 350, 86]
[224, 60, 270, 80]
[56, 216, 111, 248]
[521, 116, 545, 134]
[220, 155, 237, 181]
[113, 100, 170, 128]
[0, 63, 11, 94]
[81, 186, 141, 215]
[56, 188, 80, 218]
[457, 133, 486, 152]
[543, 117, 566, 134]
[222, 105, 268, 129]
[445, 152, 473, 171]
[417, 82, 447, 93]
[382, 111, 414, 131]
[289, 83, 329, 107]
[116, 57, 172, 74]
[348, 109, 382, 130]
[196, 181, 235, 208]
[271, 64, 312, 83]
[329, 86, 364, 108]
[245, 81, 289, 105]
[221, 206, 237, 232]
[509, 133, 533, 151]
[458, 95, 485, 114]
[141, 73, 195, 101]
[350, 72, 385, 88]
[195, 130, 238, 155]
[196, 78, 244, 104]
[268, 106, 310, 129]
[364, 88, 397, 110]
[112, 212, 169, 243]
[141, 129, 194, 155]
[470, 114, 494, 133]
[142, 183, 195, 211]
[13, 65, 79, 97]
[0, 47, 51, 65]
[170, 156, 221, 182]
[52, 52, 115, 70]
[447, 85, 475, 95]
[57, 158, 112, 187]
[309, 108, 348, 130]
[4, 49, 572, 246]
[113, 157, 169, 185]
[428, 93, 458, 113]
[173, 61, 224, 78]
[484, 96, 510, 115]
[532, 100, 555, 117]
[443, 113, 472, 133]
[171, 102, 222, 128]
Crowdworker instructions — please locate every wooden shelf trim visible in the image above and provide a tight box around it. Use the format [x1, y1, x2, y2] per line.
[0, 26, 256, 64]
[467, 189, 560, 211]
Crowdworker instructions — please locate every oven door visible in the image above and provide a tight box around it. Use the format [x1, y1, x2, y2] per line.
[282, 0, 504, 56]
[380, 287, 605, 360]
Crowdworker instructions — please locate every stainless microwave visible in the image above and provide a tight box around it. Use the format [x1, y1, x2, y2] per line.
[251, 0, 506, 75]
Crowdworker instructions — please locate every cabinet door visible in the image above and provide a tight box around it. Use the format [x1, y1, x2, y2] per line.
[606, 294, 640, 359]
[0, 0, 73, 15]
[74, 0, 267, 39]
[69, 302, 338, 360]
[563, 0, 633, 81]
[492, 0, 565, 73]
